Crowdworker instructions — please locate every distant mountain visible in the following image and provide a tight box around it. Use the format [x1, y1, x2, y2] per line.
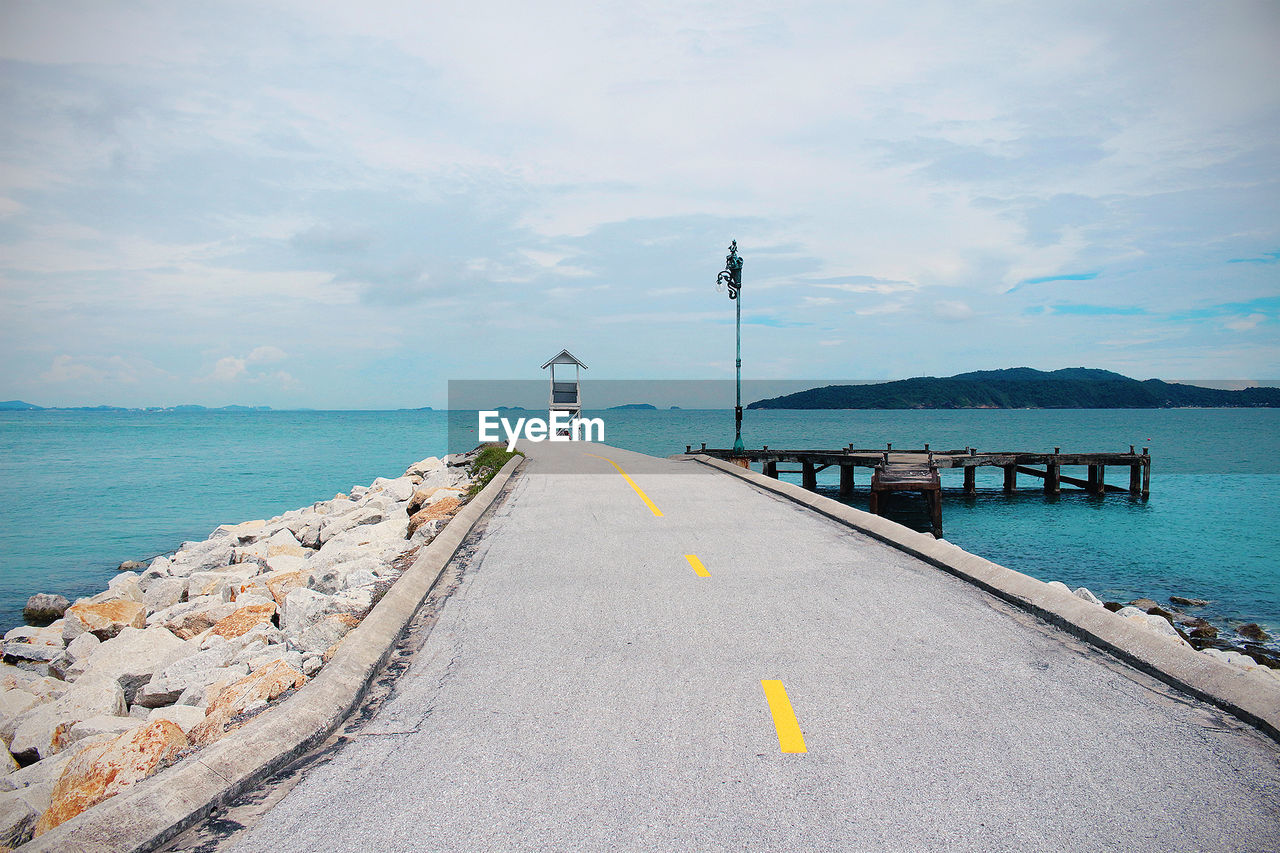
[0, 401, 42, 410]
[747, 368, 1280, 410]
[609, 403, 656, 410]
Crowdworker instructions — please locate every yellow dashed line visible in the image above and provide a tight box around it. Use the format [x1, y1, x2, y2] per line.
[587, 454, 663, 517]
[685, 554, 710, 577]
[761, 680, 807, 753]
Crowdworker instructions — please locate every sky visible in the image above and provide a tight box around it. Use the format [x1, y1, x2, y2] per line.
[0, 0, 1277, 409]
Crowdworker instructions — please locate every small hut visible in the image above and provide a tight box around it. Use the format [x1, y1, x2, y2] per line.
[542, 349, 587, 424]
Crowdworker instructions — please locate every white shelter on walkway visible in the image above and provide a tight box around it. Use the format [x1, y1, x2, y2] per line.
[542, 349, 587, 423]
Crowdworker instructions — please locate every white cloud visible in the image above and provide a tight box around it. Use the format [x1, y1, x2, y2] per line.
[247, 345, 287, 364]
[209, 356, 247, 382]
[1225, 313, 1266, 331]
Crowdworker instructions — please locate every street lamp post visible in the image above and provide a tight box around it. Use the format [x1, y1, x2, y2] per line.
[717, 240, 744, 452]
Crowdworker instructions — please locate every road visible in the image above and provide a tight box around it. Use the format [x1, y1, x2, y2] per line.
[210, 442, 1279, 851]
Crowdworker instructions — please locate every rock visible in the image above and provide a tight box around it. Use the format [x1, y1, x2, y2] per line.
[311, 520, 408, 571]
[1170, 595, 1209, 607]
[1073, 587, 1104, 606]
[263, 572, 307, 609]
[8, 674, 126, 763]
[0, 689, 41, 724]
[133, 644, 237, 708]
[138, 556, 173, 586]
[116, 560, 147, 572]
[3, 624, 64, 674]
[174, 664, 249, 707]
[1113, 607, 1188, 644]
[239, 644, 304, 674]
[22, 595, 69, 627]
[404, 456, 444, 477]
[0, 668, 63, 701]
[1102, 601, 1122, 612]
[1237, 623, 1271, 642]
[230, 541, 269, 564]
[409, 518, 443, 545]
[301, 655, 322, 677]
[1, 743, 16, 774]
[280, 589, 338, 636]
[66, 715, 139, 744]
[264, 528, 306, 559]
[142, 578, 186, 613]
[211, 519, 267, 543]
[34, 720, 188, 836]
[63, 599, 147, 642]
[1146, 606, 1177, 624]
[306, 557, 383, 596]
[295, 614, 360, 657]
[163, 600, 238, 639]
[0, 791, 37, 847]
[71, 626, 188, 703]
[209, 603, 277, 640]
[1189, 624, 1219, 639]
[263, 554, 308, 575]
[168, 540, 234, 577]
[369, 476, 417, 502]
[408, 497, 461, 536]
[144, 705, 206, 733]
[186, 568, 257, 601]
[1242, 644, 1280, 669]
[317, 507, 385, 545]
[105, 573, 144, 603]
[1129, 598, 1161, 611]
[187, 660, 306, 747]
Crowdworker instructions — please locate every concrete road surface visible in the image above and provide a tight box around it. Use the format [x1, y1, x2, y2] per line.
[215, 443, 1280, 852]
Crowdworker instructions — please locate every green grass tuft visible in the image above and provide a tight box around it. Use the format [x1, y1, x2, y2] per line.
[467, 444, 523, 498]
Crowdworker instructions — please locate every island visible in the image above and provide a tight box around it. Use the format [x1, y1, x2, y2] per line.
[608, 403, 657, 410]
[746, 368, 1280, 410]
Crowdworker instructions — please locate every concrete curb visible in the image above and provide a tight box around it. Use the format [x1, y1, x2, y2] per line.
[683, 453, 1280, 744]
[26, 455, 526, 853]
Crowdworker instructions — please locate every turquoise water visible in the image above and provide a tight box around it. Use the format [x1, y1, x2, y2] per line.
[1, 409, 1277, 642]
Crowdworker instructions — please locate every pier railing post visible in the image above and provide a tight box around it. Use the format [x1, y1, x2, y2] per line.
[839, 464, 854, 497]
[1087, 464, 1104, 495]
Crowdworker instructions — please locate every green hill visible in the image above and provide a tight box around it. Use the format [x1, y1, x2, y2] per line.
[747, 369, 1280, 410]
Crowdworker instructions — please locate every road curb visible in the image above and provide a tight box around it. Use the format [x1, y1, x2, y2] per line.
[683, 453, 1280, 744]
[27, 455, 526, 853]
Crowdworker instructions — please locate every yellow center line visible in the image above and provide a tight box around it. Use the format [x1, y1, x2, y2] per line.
[684, 554, 710, 577]
[586, 454, 663, 517]
[761, 680, 807, 754]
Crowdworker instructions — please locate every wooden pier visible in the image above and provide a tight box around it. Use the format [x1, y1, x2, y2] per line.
[686, 443, 1151, 538]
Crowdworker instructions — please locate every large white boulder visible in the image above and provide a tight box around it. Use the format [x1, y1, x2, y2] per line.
[317, 507, 385, 546]
[1073, 587, 1105, 606]
[69, 627, 189, 702]
[369, 476, 417, 503]
[134, 643, 236, 708]
[7, 673, 126, 763]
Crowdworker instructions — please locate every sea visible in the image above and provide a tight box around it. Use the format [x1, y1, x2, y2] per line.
[1, 408, 1276, 645]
